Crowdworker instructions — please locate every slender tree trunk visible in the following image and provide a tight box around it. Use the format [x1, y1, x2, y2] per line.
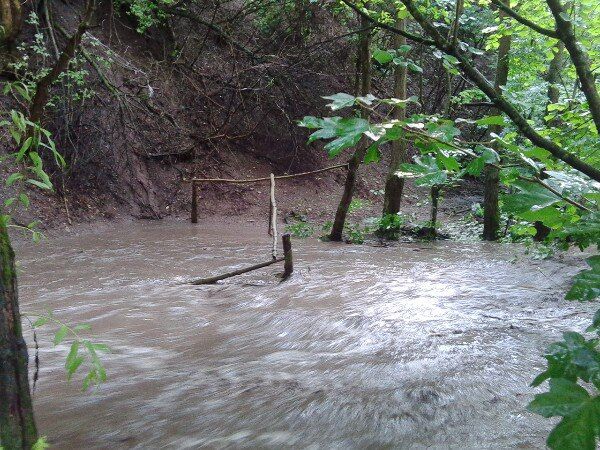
[422, 185, 440, 238]
[482, 0, 511, 241]
[330, 13, 371, 241]
[546, 0, 600, 132]
[532, 42, 565, 241]
[545, 41, 565, 125]
[382, 18, 408, 215]
[0, 226, 38, 449]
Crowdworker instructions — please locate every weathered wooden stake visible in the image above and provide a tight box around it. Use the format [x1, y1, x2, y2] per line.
[270, 174, 277, 259]
[282, 233, 293, 279]
[191, 182, 198, 224]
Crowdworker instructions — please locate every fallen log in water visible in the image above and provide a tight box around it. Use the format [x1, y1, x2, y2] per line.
[189, 257, 284, 285]
[189, 234, 293, 285]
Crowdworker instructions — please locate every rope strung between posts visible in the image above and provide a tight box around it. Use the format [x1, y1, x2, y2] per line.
[185, 163, 349, 184]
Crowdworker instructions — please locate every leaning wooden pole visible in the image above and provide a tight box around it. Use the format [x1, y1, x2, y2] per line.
[270, 174, 277, 259]
[191, 182, 198, 224]
[282, 233, 293, 279]
[189, 257, 285, 285]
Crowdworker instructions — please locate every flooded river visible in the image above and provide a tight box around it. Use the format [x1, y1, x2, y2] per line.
[15, 220, 594, 449]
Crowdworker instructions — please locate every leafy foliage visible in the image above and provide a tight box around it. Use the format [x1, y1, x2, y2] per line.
[29, 313, 109, 391]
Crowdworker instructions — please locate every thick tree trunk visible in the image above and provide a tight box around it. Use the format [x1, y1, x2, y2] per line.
[330, 13, 371, 241]
[0, 226, 38, 449]
[0, 0, 22, 71]
[482, 165, 500, 240]
[382, 18, 408, 216]
[483, 0, 511, 241]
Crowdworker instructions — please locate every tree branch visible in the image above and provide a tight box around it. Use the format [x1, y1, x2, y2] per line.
[28, 0, 96, 124]
[489, 0, 558, 38]
[397, 0, 600, 182]
[546, 0, 600, 132]
[339, 0, 435, 46]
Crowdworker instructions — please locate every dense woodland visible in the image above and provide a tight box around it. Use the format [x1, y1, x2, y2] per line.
[0, 0, 599, 448]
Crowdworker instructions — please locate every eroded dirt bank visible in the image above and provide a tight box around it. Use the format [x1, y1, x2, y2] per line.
[15, 219, 592, 449]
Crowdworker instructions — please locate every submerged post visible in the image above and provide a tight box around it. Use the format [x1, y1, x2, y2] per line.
[270, 174, 277, 259]
[282, 233, 293, 279]
[191, 182, 198, 224]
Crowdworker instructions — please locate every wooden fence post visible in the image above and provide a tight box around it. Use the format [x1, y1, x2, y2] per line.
[282, 233, 293, 279]
[191, 182, 198, 224]
[270, 174, 277, 259]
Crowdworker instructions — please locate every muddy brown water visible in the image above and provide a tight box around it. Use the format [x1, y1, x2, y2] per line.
[14, 220, 595, 449]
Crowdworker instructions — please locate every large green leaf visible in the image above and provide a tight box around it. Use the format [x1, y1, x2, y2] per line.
[546, 398, 600, 450]
[502, 180, 562, 214]
[300, 116, 370, 157]
[561, 212, 600, 249]
[528, 378, 590, 418]
[566, 256, 600, 302]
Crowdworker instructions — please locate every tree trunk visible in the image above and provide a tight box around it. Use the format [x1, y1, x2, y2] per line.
[482, 0, 511, 241]
[382, 18, 408, 216]
[0, 0, 22, 71]
[422, 185, 440, 238]
[546, 0, 600, 133]
[482, 165, 500, 240]
[532, 42, 565, 240]
[0, 226, 38, 449]
[329, 13, 371, 241]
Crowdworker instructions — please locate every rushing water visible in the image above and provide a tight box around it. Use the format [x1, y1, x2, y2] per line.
[14, 219, 594, 449]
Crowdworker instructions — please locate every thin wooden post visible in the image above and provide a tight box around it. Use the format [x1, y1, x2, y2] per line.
[282, 233, 293, 279]
[191, 182, 198, 224]
[270, 174, 277, 259]
[268, 197, 273, 236]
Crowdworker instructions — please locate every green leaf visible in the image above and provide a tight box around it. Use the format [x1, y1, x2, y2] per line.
[407, 62, 423, 73]
[298, 116, 323, 129]
[415, 171, 447, 187]
[547, 399, 600, 450]
[54, 325, 70, 346]
[528, 378, 590, 418]
[32, 316, 49, 328]
[322, 93, 357, 111]
[372, 49, 394, 65]
[561, 212, 600, 249]
[476, 115, 505, 126]
[566, 256, 600, 302]
[466, 156, 485, 176]
[65, 341, 79, 371]
[16, 137, 33, 161]
[6, 172, 24, 187]
[32, 437, 50, 450]
[502, 181, 562, 215]
[26, 179, 53, 190]
[18, 193, 29, 209]
[67, 356, 85, 380]
[363, 144, 380, 164]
